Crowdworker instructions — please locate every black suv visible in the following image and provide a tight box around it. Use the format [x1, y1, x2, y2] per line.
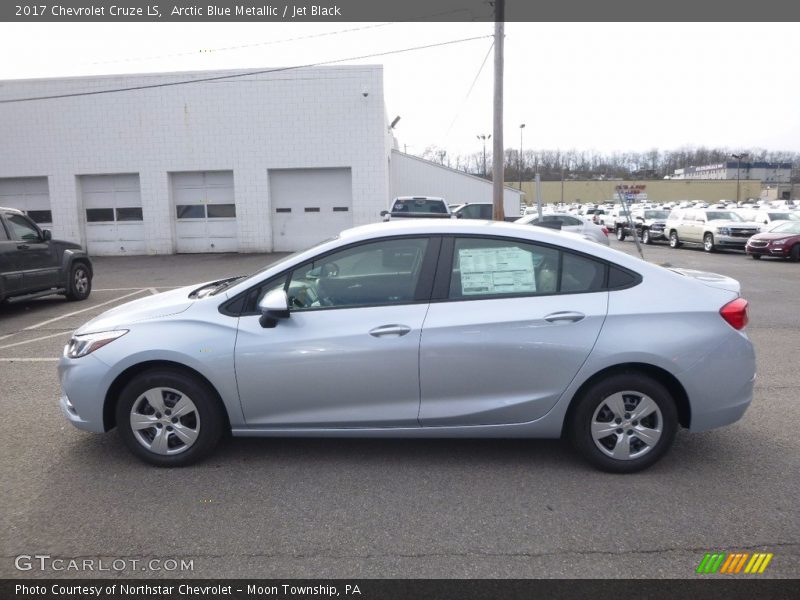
[0, 207, 93, 304]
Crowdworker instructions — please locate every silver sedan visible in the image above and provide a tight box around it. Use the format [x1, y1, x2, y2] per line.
[59, 220, 755, 473]
[515, 212, 611, 245]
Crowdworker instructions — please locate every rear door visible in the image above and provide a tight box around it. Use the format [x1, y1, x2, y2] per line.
[419, 235, 609, 426]
[3, 212, 59, 291]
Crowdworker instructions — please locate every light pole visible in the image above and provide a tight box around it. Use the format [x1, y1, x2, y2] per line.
[732, 153, 749, 205]
[518, 124, 525, 192]
[477, 134, 491, 178]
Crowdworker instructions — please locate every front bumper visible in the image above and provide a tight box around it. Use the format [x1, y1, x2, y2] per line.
[714, 234, 750, 249]
[745, 243, 790, 257]
[58, 353, 111, 433]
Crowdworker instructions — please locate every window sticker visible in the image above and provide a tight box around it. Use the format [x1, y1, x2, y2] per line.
[458, 247, 536, 295]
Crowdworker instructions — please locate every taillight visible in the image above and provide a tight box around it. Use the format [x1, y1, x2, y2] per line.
[720, 298, 749, 330]
[601, 226, 609, 236]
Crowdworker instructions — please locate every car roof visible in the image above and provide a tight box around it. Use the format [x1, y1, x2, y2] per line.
[0, 207, 24, 215]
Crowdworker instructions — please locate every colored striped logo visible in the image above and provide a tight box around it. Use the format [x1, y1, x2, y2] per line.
[696, 552, 773, 574]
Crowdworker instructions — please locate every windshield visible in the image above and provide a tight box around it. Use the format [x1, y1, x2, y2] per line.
[644, 210, 669, 219]
[706, 211, 742, 222]
[771, 221, 800, 234]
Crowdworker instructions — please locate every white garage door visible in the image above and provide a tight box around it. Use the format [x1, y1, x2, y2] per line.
[0, 177, 52, 226]
[172, 171, 237, 253]
[269, 168, 353, 252]
[81, 174, 145, 255]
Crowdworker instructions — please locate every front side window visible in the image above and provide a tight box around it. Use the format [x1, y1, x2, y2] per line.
[5, 214, 40, 241]
[286, 238, 430, 310]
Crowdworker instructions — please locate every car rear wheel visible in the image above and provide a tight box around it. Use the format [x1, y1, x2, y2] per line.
[116, 368, 226, 467]
[568, 373, 678, 473]
[616, 226, 626, 241]
[703, 233, 715, 252]
[669, 231, 681, 248]
[65, 262, 92, 301]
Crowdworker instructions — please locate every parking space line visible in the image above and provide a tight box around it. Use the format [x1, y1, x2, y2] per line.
[22, 289, 147, 332]
[0, 358, 60, 362]
[148, 287, 159, 295]
[0, 331, 72, 350]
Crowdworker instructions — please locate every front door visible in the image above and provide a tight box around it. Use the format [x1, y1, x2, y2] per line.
[3, 212, 59, 291]
[235, 236, 436, 427]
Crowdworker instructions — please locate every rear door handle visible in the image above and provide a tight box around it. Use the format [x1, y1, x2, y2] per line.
[369, 324, 411, 337]
[544, 311, 585, 324]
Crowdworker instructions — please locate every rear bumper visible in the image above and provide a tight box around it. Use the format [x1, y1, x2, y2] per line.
[681, 330, 756, 432]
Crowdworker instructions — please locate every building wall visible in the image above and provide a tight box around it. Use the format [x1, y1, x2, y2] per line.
[392, 151, 523, 216]
[0, 66, 389, 253]
[514, 179, 764, 205]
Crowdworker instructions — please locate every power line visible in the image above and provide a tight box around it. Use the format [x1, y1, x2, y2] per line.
[1, 35, 493, 104]
[88, 22, 397, 67]
[442, 39, 494, 141]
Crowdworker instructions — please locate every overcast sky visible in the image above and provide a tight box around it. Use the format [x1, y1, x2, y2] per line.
[2, 21, 798, 158]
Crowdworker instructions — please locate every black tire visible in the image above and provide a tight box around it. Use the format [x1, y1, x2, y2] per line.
[791, 244, 800, 263]
[115, 368, 226, 467]
[669, 230, 681, 248]
[641, 228, 651, 245]
[65, 262, 92, 301]
[616, 226, 626, 241]
[751, 253, 761, 260]
[703, 233, 715, 253]
[567, 372, 678, 473]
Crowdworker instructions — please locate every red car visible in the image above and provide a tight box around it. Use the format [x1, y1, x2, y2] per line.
[745, 221, 800, 261]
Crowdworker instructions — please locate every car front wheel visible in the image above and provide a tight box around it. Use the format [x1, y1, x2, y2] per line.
[568, 373, 678, 473]
[116, 368, 226, 467]
[616, 226, 626, 241]
[641, 229, 651, 245]
[791, 244, 800, 262]
[65, 262, 92, 300]
[703, 233, 715, 252]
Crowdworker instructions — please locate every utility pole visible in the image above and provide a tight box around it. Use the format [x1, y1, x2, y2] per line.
[492, 0, 505, 221]
[518, 123, 525, 192]
[732, 152, 749, 205]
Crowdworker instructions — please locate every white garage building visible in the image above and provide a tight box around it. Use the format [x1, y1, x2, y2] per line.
[0, 66, 521, 255]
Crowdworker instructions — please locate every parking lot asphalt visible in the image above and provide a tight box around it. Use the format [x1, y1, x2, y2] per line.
[1, 241, 798, 579]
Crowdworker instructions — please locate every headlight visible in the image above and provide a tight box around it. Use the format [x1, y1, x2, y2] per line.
[717, 227, 731, 235]
[770, 239, 786, 246]
[65, 330, 128, 359]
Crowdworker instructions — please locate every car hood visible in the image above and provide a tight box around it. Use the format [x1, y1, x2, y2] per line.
[74, 283, 206, 334]
[750, 231, 800, 241]
[668, 268, 741, 294]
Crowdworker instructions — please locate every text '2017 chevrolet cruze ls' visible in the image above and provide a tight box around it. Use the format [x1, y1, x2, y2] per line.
[59, 220, 755, 473]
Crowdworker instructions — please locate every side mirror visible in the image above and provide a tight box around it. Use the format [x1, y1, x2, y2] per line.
[257, 289, 290, 328]
[41, 229, 52, 241]
[380, 210, 389, 217]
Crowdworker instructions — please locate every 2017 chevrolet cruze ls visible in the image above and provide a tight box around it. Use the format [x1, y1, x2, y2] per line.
[59, 220, 755, 472]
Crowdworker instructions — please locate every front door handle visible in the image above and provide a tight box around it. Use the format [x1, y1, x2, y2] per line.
[544, 311, 585, 324]
[17, 244, 29, 250]
[369, 324, 411, 337]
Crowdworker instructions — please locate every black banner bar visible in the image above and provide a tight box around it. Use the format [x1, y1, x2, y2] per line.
[3, 0, 800, 22]
[2, 579, 799, 600]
